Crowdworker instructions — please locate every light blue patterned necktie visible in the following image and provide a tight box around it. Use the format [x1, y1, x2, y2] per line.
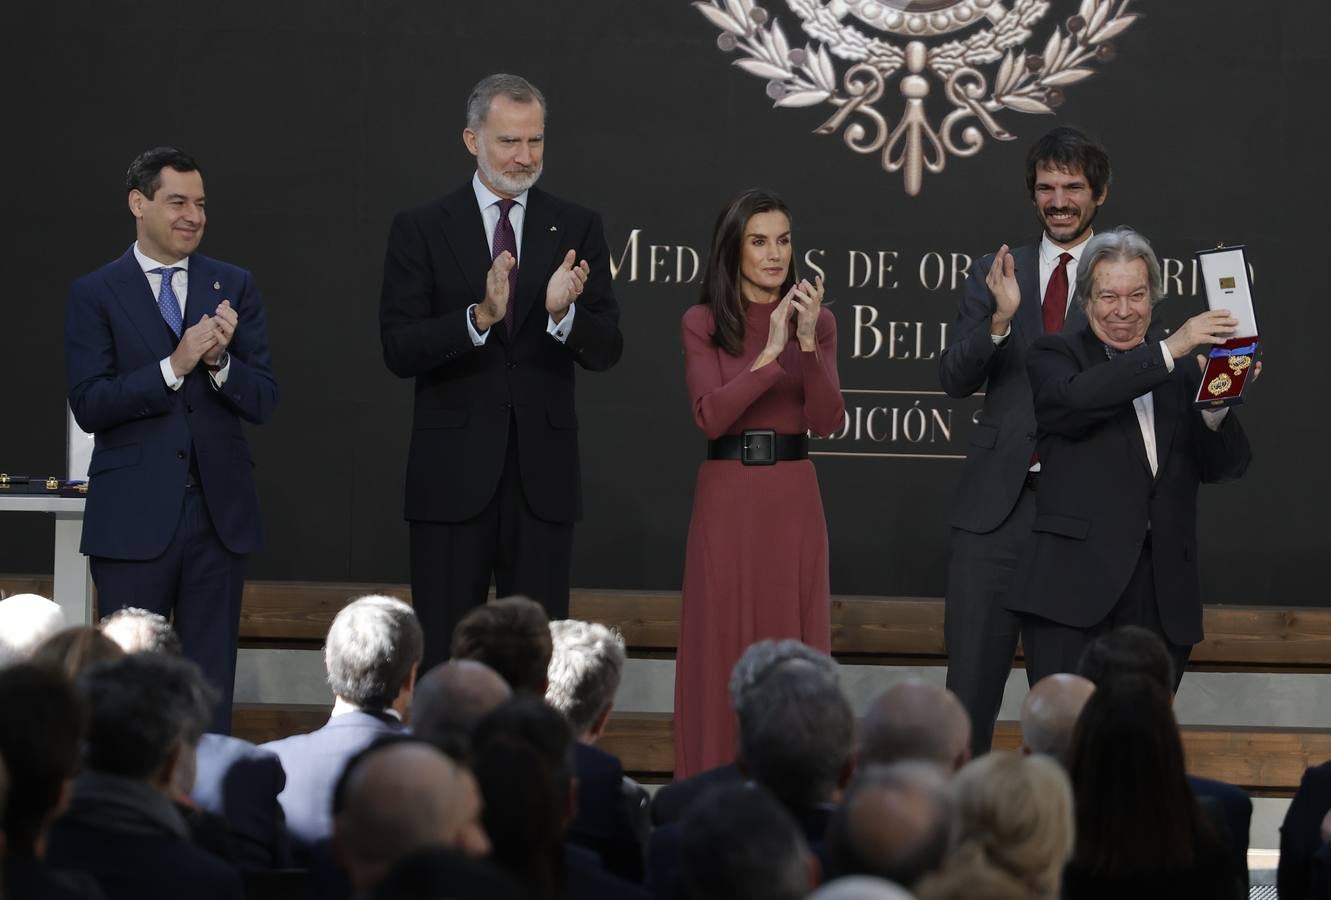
[149, 266, 183, 338]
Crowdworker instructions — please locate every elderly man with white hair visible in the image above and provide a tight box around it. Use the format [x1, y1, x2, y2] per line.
[545, 618, 646, 882]
[0, 594, 65, 666]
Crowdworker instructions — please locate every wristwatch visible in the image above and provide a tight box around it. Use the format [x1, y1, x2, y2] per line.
[204, 352, 230, 373]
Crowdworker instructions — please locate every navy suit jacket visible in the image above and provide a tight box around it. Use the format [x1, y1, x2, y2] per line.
[46, 820, 243, 900]
[649, 762, 744, 827]
[1009, 322, 1251, 644]
[261, 709, 405, 864]
[192, 732, 290, 869]
[65, 248, 277, 559]
[569, 742, 645, 882]
[379, 183, 622, 524]
[940, 241, 1088, 534]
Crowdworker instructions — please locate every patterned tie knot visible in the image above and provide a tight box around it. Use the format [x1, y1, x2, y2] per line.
[497, 198, 516, 219]
[150, 265, 181, 279]
[1057, 252, 1073, 266]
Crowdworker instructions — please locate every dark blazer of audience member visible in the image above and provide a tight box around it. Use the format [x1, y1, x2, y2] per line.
[826, 762, 952, 890]
[677, 784, 815, 900]
[1279, 759, 1331, 899]
[262, 595, 422, 864]
[1062, 675, 1245, 900]
[46, 654, 244, 900]
[547, 618, 647, 883]
[471, 696, 649, 900]
[0, 665, 109, 900]
[452, 595, 553, 694]
[651, 639, 837, 827]
[368, 846, 527, 900]
[1076, 625, 1252, 868]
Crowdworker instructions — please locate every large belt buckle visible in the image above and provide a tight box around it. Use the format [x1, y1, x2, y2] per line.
[740, 429, 777, 466]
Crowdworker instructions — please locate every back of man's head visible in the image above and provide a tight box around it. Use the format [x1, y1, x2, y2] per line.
[1076, 625, 1174, 691]
[545, 618, 625, 740]
[326, 595, 423, 710]
[412, 660, 512, 760]
[451, 596, 551, 694]
[0, 664, 86, 854]
[80, 652, 216, 781]
[728, 639, 838, 716]
[30, 626, 124, 681]
[0, 594, 66, 667]
[100, 607, 183, 655]
[334, 738, 490, 892]
[678, 783, 813, 900]
[1021, 673, 1096, 764]
[808, 876, 917, 900]
[861, 680, 971, 772]
[738, 658, 854, 810]
[827, 761, 952, 888]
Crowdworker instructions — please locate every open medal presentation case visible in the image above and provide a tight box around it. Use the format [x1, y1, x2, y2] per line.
[1193, 245, 1258, 409]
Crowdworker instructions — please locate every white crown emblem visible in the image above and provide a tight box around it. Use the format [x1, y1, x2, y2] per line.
[694, 0, 1140, 195]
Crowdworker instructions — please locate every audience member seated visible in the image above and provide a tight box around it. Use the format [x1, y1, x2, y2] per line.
[1019, 673, 1095, 766]
[30, 626, 124, 680]
[860, 679, 971, 773]
[651, 639, 837, 827]
[547, 618, 647, 882]
[45, 653, 244, 900]
[1062, 674, 1245, 900]
[916, 752, 1072, 900]
[1076, 626, 1252, 868]
[471, 695, 649, 900]
[826, 761, 951, 888]
[99, 606, 289, 869]
[0, 593, 66, 667]
[332, 737, 490, 895]
[451, 595, 553, 694]
[809, 875, 917, 900]
[262, 594, 421, 864]
[676, 783, 815, 900]
[412, 659, 512, 762]
[368, 846, 525, 900]
[1279, 757, 1331, 900]
[0, 664, 107, 899]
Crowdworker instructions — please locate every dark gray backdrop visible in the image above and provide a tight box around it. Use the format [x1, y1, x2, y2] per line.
[2, 1, 1324, 604]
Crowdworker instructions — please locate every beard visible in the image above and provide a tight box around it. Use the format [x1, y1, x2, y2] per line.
[478, 151, 542, 196]
[1040, 201, 1099, 246]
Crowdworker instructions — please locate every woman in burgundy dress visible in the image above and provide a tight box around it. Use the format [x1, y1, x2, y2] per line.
[673, 189, 845, 778]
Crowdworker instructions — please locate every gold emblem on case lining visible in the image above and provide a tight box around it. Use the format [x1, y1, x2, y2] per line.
[1228, 355, 1251, 373]
[1207, 373, 1233, 396]
[1219, 276, 1237, 290]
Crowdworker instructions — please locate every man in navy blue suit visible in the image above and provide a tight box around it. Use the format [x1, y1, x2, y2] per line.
[64, 147, 278, 733]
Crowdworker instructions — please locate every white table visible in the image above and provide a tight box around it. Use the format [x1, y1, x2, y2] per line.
[0, 495, 93, 624]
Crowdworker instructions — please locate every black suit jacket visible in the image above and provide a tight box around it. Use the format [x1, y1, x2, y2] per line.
[569, 742, 646, 882]
[649, 762, 744, 827]
[1280, 760, 1331, 900]
[1009, 323, 1251, 643]
[379, 182, 622, 524]
[940, 242, 1088, 533]
[45, 820, 243, 900]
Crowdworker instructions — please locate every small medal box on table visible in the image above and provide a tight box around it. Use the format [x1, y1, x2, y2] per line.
[0, 474, 87, 496]
[1194, 245, 1258, 409]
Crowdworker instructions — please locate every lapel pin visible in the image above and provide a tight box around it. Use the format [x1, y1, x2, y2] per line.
[549, 226, 557, 232]
[213, 281, 221, 290]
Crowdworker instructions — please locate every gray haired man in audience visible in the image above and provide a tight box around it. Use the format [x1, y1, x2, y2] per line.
[861, 679, 972, 774]
[262, 594, 423, 864]
[827, 761, 953, 889]
[0, 593, 66, 666]
[1020, 672, 1095, 766]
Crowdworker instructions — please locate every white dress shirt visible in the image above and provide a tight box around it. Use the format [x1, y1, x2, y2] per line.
[992, 230, 1094, 347]
[465, 172, 576, 345]
[133, 242, 229, 390]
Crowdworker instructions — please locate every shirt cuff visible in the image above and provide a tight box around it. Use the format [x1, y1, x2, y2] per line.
[160, 357, 184, 392]
[548, 302, 576, 343]
[1159, 341, 1175, 372]
[990, 324, 1011, 345]
[1200, 407, 1230, 431]
[466, 304, 491, 346]
[208, 356, 231, 389]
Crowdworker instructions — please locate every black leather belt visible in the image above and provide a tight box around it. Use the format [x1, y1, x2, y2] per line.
[707, 430, 808, 466]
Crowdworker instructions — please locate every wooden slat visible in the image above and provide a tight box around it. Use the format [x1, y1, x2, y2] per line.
[8, 575, 1331, 668]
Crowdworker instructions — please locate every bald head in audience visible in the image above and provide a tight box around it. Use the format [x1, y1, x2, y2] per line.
[828, 761, 952, 889]
[412, 660, 512, 759]
[861, 680, 971, 773]
[809, 875, 917, 900]
[1020, 673, 1095, 765]
[335, 740, 490, 893]
[0, 594, 65, 667]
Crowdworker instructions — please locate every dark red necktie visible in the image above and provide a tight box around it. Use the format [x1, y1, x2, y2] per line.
[492, 198, 518, 333]
[1042, 252, 1074, 333]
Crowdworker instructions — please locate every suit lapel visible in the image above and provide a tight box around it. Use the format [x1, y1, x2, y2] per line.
[514, 188, 561, 334]
[1076, 326, 1153, 476]
[439, 185, 493, 315]
[183, 255, 216, 329]
[109, 249, 175, 358]
[1012, 242, 1041, 346]
[1149, 327, 1180, 480]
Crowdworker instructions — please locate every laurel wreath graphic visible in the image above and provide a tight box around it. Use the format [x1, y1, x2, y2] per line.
[694, 0, 1140, 194]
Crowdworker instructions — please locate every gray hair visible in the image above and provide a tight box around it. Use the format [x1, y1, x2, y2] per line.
[79, 652, 217, 778]
[1075, 225, 1164, 309]
[0, 594, 65, 667]
[326, 595, 423, 710]
[100, 607, 182, 656]
[465, 73, 547, 131]
[739, 659, 855, 809]
[545, 619, 626, 737]
[728, 639, 839, 713]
